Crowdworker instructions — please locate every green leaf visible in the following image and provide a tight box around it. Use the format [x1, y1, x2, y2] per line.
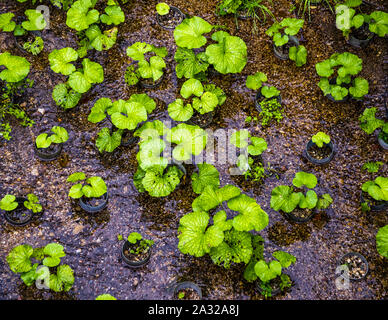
[22, 9, 47, 31]
[273, 33, 289, 46]
[270, 185, 301, 213]
[376, 225, 388, 259]
[362, 161, 383, 174]
[180, 78, 204, 99]
[359, 107, 384, 134]
[134, 120, 169, 141]
[205, 31, 247, 74]
[209, 229, 253, 268]
[272, 251, 296, 268]
[82, 176, 107, 198]
[0, 13, 16, 32]
[127, 232, 142, 244]
[298, 190, 318, 209]
[126, 42, 153, 61]
[137, 138, 167, 170]
[191, 163, 220, 194]
[138, 56, 166, 82]
[156, 3, 170, 15]
[142, 165, 183, 197]
[192, 184, 241, 212]
[168, 99, 193, 122]
[369, 11, 388, 37]
[261, 86, 280, 99]
[312, 132, 330, 148]
[292, 172, 318, 189]
[43, 243, 66, 267]
[349, 77, 369, 99]
[230, 129, 250, 148]
[0, 194, 18, 211]
[280, 18, 304, 35]
[52, 83, 81, 110]
[50, 126, 69, 144]
[178, 211, 226, 257]
[68, 58, 104, 93]
[174, 48, 209, 79]
[67, 172, 86, 183]
[36, 133, 52, 148]
[204, 84, 226, 106]
[316, 193, 333, 210]
[289, 45, 307, 67]
[110, 100, 147, 130]
[192, 92, 218, 114]
[86, 25, 118, 51]
[247, 137, 267, 156]
[96, 127, 122, 153]
[88, 98, 112, 123]
[6, 244, 33, 273]
[66, 0, 99, 31]
[246, 72, 267, 90]
[49, 264, 74, 292]
[254, 260, 282, 283]
[96, 294, 117, 300]
[128, 93, 156, 114]
[20, 263, 39, 286]
[227, 194, 269, 232]
[174, 16, 213, 49]
[0, 52, 30, 83]
[100, 5, 125, 25]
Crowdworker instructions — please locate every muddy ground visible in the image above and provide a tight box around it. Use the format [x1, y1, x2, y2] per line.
[0, 0, 387, 300]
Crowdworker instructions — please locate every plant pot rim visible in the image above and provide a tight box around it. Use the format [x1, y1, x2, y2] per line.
[156, 6, 185, 30]
[3, 197, 35, 226]
[34, 139, 63, 161]
[377, 133, 388, 150]
[325, 78, 349, 102]
[14, 30, 42, 54]
[173, 281, 202, 299]
[305, 139, 335, 165]
[79, 192, 109, 213]
[348, 26, 374, 48]
[338, 252, 369, 281]
[284, 208, 317, 223]
[139, 72, 165, 89]
[187, 109, 215, 128]
[121, 240, 152, 268]
[273, 35, 299, 61]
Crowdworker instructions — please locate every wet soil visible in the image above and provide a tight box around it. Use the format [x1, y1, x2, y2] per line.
[176, 288, 201, 300]
[286, 208, 315, 221]
[0, 0, 387, 300]
[340, 253, 368, 280]
[124, 244, 150, 263]
[307, 143, 332, 160]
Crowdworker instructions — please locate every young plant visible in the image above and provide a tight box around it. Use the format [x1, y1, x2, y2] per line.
[361, 176, 388, 211]
[174, 16, 213, 49]
[0, 194, 42, 214]
[248, 250, 296, 298]
[96, 294, 117, 300]
[335, 1, 388, 39]
[126, 232, 154, 256]
[362, 161, 383, 174]
[67, 172, 107, 200]
[23, 36, 44, 55]
[6, 243, 74, 292]
[156, 2, 170, 15]
[168, 79, 225, 122]
[311, 132, 330, 147]
[359, 107, 388, 144]
[125, 42, 168, 85]
[174, 47, 209, 79]
[35, 126, 69, 149]
[88, 94, 156, 153]
[270, 171, 333, 214]
[266, 18, 307, 66]
[179, 165, 269, 270]
[0, 52, 34, 141]
[298, 0, 334, 21]
[316, 52, 368, 101]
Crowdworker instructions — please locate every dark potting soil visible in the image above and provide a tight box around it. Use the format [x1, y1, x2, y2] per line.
[82, 195, 106, 207]
[276, 42, 293, 55]
[352, 24, 373, 40]
[341, 255, 368, 280]
[176, 288, 201, 300]
[124, 245, 150, 262]
[158, 9, 183, 28]
[5, 207, 32, 224]
[288, 208, 314, 220]
[190, 111, 212, 127]
[307, 144, 332, 160]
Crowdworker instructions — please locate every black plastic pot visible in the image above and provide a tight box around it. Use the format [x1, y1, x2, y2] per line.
[325, 78, 349, 103]
[15, 30, 42, 54]
[121, 240, 152, 268]
[34, 141, 63, 161]
[120, 129, 139, 147]
[257, 277, 282, 297]
[255, 91, 282, 113]
[173, 281, 202, 300]
[348, 25, 374, 48]
[305, 139, 335, 165]
[377, 132, 388, 150]
[168, 160, 187, 177]
[338, 252, 369, 281]
[79, 192, 109, 213]
[139, 73, 165, 89]
[188, 110, 215, 128]
[285, 208, 317, 223]
[273, 35, 299, 60]
[156, 6, 185, 30]
[360, 191, 388, 212]
[3, 197, 35, 226]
